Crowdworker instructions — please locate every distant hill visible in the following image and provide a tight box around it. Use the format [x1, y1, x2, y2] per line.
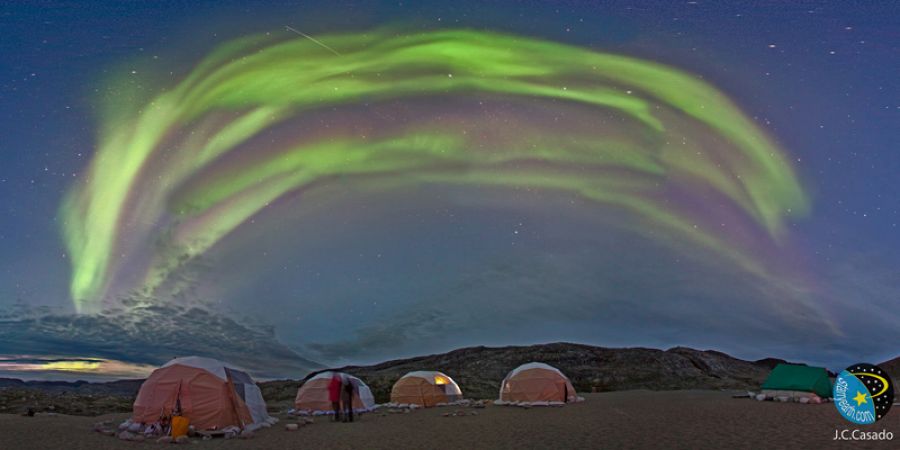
[879, 356, 899, 385]
[0, 378, 143, 397]
[286, 343, 799, 403]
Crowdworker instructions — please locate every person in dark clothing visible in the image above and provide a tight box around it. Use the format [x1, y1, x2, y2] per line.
[342, 377, 355, 423]
[329, 373, 342, 422]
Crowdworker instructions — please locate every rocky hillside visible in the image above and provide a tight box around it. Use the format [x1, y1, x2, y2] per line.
[314, 343, 793, 403]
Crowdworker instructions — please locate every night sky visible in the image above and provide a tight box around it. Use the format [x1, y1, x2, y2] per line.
[1, 1, 897, 381]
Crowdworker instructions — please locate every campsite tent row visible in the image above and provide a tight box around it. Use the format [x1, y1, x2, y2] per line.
[126, 357, 832, 433]
[295, 362, 581, 414]
[127, 358, 581, 432]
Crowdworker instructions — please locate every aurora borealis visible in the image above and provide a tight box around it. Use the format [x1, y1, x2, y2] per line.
[1, 1, 898, 379]
[62, 28, 808, 312]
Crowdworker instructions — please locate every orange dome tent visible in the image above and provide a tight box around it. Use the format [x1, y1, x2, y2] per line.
[293, 371, 375, 415]
[497, 362, 582, 405]
[131, 356, 274, 432]
[390, 371, 463, 407]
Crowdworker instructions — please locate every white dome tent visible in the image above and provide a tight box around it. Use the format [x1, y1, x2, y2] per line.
[495, 362, 584, 406]
[292, 371, 375, 415]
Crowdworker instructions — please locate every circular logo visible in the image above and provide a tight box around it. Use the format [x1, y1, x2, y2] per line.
[833, 363, 894, 424]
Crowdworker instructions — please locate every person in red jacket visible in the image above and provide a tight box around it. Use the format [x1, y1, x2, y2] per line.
[328, 372, 342, 422]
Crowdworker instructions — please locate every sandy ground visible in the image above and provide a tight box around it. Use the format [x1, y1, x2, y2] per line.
[1, 390, 897, 449]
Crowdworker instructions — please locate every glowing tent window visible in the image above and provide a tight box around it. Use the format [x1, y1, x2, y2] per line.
[434, 375, 449, 385]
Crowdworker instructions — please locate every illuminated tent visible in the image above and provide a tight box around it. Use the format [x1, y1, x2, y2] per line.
[497, 362, 581, 405]
[390, 371, 463, 407]
[293, 371, 375, 414]
[761, 364, 832, 400]
[132, 356, 274, 431]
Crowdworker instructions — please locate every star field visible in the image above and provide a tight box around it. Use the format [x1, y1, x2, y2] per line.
[0, 1, 897, 378]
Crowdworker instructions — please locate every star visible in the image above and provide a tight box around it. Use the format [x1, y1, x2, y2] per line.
[853, 391, 868, 406]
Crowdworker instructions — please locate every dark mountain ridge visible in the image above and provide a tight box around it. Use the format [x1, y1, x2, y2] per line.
[309, 342, 803, 402]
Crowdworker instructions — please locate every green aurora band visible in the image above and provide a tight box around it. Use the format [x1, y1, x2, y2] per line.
[61, 28, 810, 313]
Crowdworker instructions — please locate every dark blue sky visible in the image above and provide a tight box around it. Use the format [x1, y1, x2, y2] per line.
[0, 1, 897, 379]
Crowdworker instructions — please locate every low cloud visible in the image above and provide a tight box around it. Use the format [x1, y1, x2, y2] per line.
[0, 355, 157, 381]
[0, 301, 321, 379]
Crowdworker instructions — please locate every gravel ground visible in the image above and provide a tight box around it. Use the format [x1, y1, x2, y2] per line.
[1, 390, 897, 449]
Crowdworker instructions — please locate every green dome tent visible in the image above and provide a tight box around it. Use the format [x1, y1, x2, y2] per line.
[761, 364, 832, 398]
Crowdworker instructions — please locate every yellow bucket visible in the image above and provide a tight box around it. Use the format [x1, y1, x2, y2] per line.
[171, 415, 190, 438]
